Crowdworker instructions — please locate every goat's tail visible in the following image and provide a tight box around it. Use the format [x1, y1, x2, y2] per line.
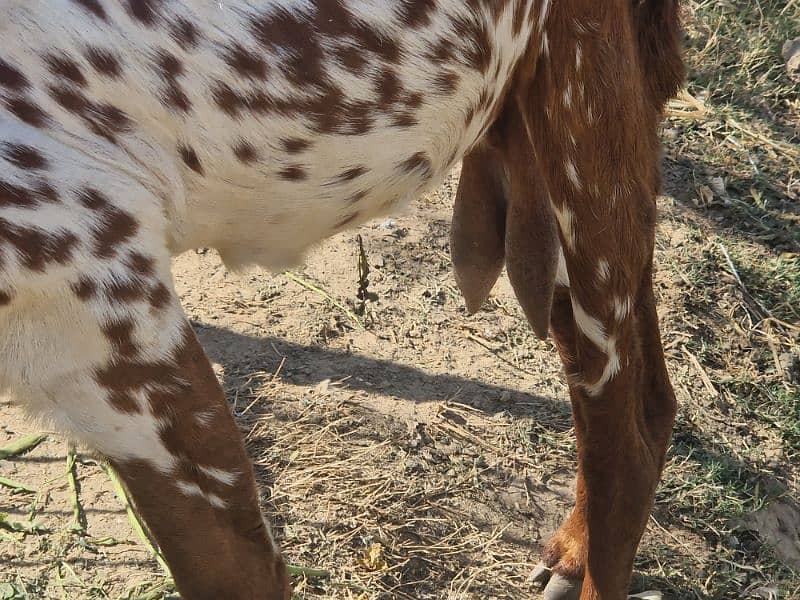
[634, 0, 686, 112]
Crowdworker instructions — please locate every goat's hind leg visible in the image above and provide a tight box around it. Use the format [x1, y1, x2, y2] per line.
[13, 285, 289, 600]
[106, 323, 290, 600]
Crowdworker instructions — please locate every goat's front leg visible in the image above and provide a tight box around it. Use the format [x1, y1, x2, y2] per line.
[519, 4, 678, 598]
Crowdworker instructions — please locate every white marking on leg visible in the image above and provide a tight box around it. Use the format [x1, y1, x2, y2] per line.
[571, 297, 624, 396]
[565, 158, 582, 191]
[177, 481, 228, 509]
[583, 336, 621, 397]
[556, 247, 570, 287]
[571, 297, 607, 350]
[198, 465, 239, 486]
[541, 31, 550, 57]
[613, 295, 633, 321]
[551, 203, 577, 252]
[538, 0, 551, 31]
[575, 42, 583, 70]
[563, 83, 573, 108]
[194, 410, 216, 427]
[597, 259, 611, 283]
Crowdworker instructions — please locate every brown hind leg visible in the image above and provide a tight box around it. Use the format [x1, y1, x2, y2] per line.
[108, 324, 290, 600]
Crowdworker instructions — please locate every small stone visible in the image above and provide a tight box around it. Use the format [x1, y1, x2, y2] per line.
[782, 38, 800, 81]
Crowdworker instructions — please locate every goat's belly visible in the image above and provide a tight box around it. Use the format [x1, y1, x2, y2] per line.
[189, 96, 493, 271]
[204, 146, 464, 271]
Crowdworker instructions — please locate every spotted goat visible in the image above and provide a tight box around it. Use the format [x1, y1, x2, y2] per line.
[0, 0, 683, 599]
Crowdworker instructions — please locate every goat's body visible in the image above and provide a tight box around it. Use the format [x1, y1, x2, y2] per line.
[1, 1, 683, 599]
[1, 0, 532, 273]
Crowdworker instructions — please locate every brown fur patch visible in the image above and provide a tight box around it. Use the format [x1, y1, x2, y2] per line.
[2, 144, 48, 170]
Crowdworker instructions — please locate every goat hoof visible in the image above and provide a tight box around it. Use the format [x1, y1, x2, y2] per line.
[542, 573, 582, 600]
[529, 563, 552, 587]
[629, 591, 662, 600]
[529, 564, 582, 600]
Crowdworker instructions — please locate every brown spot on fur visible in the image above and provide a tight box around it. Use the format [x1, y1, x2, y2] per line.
[391, 112, 418, 128]
[232, 140, 258, 164]
[78, 188, 110, 210]
[0, 59, 29, 90]
[334, 45, 368, 75]
[127, 252, 155, 276]
[50, 85, 88, 113]
[51, 85, 134, 141]
[426, 37, 456, 63]
[45, 53, 87, 87]
[331, 166, 367, 184]
[2, 144, 48, 170]
[79, 190, 138, 258]
[399, 152, 432, 178]
[405, 92, 424, 109]
[396, 0, 436, 28]
[250, 9, 323, 87]
[92, 206, 138, 258]
[0, 180, 58, 208]
[432, 71, 459, 95]
[156, 51, 183, 79]
[453, 16, 492, 72]
[162, 86, 192, 112]
[5, 97, 50, 128]
[127, 0, 162, 25]
[48, 93, 132, 143]
[0, 180, 35, 207]
[86, 47, 123, 78]
[148, 282, 171, 309]
[211, 82, 243, 117]
[156, 51, 192, 112]
[103, 320, 138, 358]
[94, 356, 179, 405]
[71, 277, 97, 300]
[70, 0, 107, 20]
[0, 290, 12, 306]
[107, 390, 141, 413]
[0, 218, 78, 271]
[375, 68, 403, 109]
[281, 137, 311, 154]
[278, 165, 307, 181]
[90, 104, 133, 137]
[178, 144, 204, 175]
[223, 44, 268, 80]
[170, 18, 201, 48]
[106, 279, 148, 303]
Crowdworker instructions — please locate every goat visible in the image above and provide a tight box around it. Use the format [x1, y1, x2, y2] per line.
[0, 1, 683, 598]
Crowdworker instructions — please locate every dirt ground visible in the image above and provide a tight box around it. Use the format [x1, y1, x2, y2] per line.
[2, 159, 798, 599]
[2, 2, 799, 599]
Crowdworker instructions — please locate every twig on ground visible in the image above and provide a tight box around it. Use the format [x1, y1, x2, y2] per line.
[681, 346, 718, 397]
[283, 271, 363, 329]
[66, 446, 87, 534]
[0, 476, 36, 494]
[0, 434, 47, 459]
[287, 564, 330, 579]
